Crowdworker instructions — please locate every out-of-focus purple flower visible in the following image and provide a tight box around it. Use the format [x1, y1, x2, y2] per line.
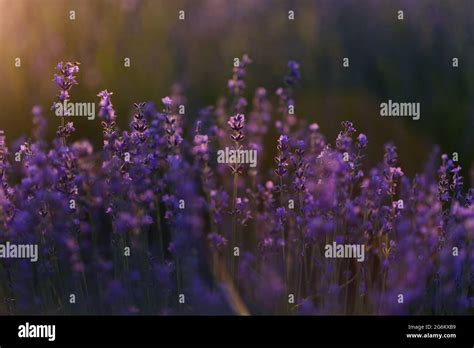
[357, 133, 368, 149]
[130, 102, 148, 143]
[438, 154, 452, 203]
[228, 54, 252, 113]
[276, 60, 301, 133]
[208, 233, 228, 251]
[285, 60, 301, 86]
[31, 106, 47, 142]
[275, 135, 290, 183]
[162, 96, 172, 108]
[450, 165, 463, 199]
[292, 139, 308, 193]
[233, 196, 253, 226]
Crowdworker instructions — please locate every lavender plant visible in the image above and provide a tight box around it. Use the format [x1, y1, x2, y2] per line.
[0, 58, 472, 316]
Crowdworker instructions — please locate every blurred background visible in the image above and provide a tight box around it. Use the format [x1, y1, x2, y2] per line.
[1, 0, 474, 178]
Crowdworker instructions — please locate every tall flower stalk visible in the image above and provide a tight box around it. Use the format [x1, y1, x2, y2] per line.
[274, 134, 290, 305]
[228, 113, 245, 279]
[53, 62, 80, 146]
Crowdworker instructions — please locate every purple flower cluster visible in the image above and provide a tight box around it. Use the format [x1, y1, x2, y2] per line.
[0, 58, 472, 315]
[53, 61, 80, 105]
[228, 54, 252, 114]
[276, 60, 301, 134]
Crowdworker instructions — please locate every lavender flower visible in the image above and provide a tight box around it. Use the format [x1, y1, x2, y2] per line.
[32, 106, 47, 142]
[163, 97, 183, 150]
[228, 54, 252, 113]
[228, 113, 245, 142]
[274, 134, 289, 193]
[53, 61, 80, 106]
[130, 102, 148, 143]
[276, 60, 301, 133]
[53, 61, 80, 146]
[292, 140, 308, 193]
[227, 113, 246, 175]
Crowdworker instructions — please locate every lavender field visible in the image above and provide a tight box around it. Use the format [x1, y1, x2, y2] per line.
[0, 0, 473, 316]
[0, 56, 472, 315]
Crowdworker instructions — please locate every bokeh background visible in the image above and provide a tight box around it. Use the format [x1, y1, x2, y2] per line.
[1, 0, 474, 178]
